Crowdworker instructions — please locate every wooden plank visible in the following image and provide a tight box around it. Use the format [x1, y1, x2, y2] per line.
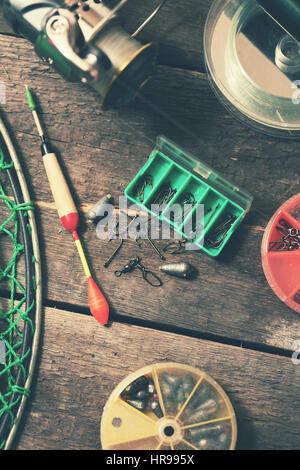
[0, 0, 211, 71]
[14, 306, 300, 450]
[1, 34, 300, 352]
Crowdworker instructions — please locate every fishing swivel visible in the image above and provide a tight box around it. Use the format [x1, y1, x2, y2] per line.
[115, 257, 163, 287]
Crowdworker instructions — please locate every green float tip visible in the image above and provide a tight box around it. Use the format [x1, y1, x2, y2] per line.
[25, 85, 36, 112]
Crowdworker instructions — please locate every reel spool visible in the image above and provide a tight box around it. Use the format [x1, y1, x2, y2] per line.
[100, 363, 237, 450]
[2, 0, 167, 108]
[204, 0, 300, 138]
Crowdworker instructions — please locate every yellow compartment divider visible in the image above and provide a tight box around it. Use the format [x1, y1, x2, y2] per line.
[182, 415, 231, 430]
[175, 375, 204, 420]
[103, 398, 158, 448]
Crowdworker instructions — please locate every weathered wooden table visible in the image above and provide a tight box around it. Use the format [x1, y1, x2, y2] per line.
[1, 0, 300, 450]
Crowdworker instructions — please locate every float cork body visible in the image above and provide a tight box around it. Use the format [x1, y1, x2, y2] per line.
[25, 86, 79, 232]
[26, 86, 109, 326]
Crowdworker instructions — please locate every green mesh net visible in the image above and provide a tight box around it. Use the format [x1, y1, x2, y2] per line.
[0, 146, 36, 449]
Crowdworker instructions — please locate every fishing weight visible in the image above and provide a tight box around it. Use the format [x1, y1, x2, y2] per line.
[159, 262, 196, 279]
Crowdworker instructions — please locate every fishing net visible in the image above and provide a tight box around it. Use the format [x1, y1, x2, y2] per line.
[0, 119, 42, 450]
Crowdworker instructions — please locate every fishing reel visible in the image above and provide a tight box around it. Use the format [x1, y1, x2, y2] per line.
[2, 0, 166, 108]
[204, 0, 300, 138]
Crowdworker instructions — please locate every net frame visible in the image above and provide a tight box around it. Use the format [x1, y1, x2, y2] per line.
[0, 114, 42, 450]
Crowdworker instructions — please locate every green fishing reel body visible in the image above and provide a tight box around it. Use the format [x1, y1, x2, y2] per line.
[2, 0, 158, 108]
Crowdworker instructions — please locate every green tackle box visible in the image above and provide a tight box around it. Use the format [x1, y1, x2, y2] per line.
[125, 136, 253, 257]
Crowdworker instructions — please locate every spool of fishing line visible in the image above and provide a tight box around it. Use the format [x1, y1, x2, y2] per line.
[100, 363, 237, 450]
[204, 0, 300, 137]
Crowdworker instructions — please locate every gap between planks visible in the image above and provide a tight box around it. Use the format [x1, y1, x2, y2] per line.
[39, 297, 295, 359]
[0, 292, 293, 358]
